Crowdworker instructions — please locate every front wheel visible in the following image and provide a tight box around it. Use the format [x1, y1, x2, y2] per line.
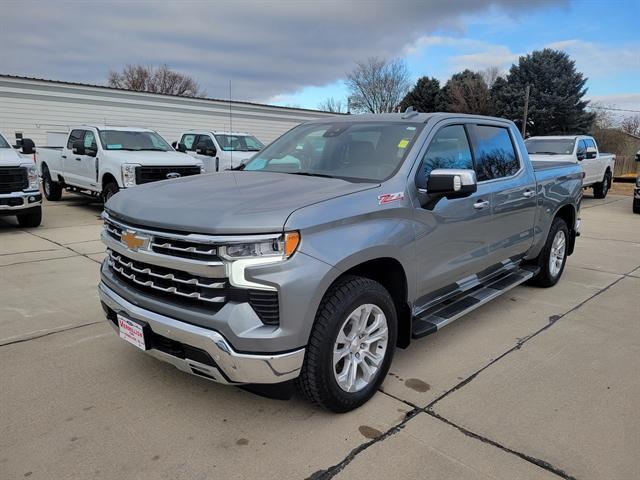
[529, 217, 569, 288]
[102, 182, 119, 204]
[296, 276, 397, 412]
[593, 171, 611, 199]
[17, 207, 42, 228]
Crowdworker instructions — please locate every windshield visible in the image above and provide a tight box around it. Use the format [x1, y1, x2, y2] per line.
[525, 138, 575, 155]
[243, 121, 423, 182]
[98, 130, 173, 151]
[0, 135, 10, 149]
[214, 134, 264, 152]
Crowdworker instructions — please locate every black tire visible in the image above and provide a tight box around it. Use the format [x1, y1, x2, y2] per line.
[17, 207, 42, 228]
[102, 181, 119, 204]
[633, 199, 640, 214]
[593, 171, 611, 199]
[296, 276, 397, 413]
[529, 217, 569, 288]
[42, 165, 62, 201]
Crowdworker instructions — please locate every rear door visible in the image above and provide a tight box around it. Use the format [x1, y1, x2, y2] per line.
[62, 129, 86, 186]
[468, 123, 537, 265]
[413, 123, 494, 302]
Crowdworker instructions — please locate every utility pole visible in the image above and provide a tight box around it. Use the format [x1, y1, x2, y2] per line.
[522, 84, 530, 137]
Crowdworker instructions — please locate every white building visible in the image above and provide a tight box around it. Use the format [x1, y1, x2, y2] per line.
[0, 75, 334, 147]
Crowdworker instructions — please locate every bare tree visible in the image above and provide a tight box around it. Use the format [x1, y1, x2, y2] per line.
[345, 57, 411, 113]
[480, 66, 501, 88]
[620, 114, 640, 136]
[318, 97, 345, 113]
[107, 64, 205, 97]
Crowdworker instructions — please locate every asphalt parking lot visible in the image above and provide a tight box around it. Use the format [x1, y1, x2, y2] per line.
[1, 192, 638, 480]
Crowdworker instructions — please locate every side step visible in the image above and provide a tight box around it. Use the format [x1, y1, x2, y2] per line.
[411, 266, 539, 338]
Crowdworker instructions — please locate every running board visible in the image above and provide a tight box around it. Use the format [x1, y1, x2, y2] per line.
[411, 266, 539, 338]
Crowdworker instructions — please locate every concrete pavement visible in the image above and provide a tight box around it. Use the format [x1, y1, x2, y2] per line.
[1, 192, 638, 479]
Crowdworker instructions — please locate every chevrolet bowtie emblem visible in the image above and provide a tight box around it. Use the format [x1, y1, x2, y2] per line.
[121, 231, 148, 251]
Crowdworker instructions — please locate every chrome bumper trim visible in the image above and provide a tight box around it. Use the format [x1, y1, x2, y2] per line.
[99, 282, 304, 384]
[0, 190, 41, 211]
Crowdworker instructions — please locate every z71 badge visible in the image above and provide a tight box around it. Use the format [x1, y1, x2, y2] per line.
[378, 192, 405, 205]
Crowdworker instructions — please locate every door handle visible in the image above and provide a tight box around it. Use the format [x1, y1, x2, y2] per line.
[523, 190, 535, 198]
[75, 157, 82, 161]
[473, 200, 490, 210]
[61, 155, 67, 159]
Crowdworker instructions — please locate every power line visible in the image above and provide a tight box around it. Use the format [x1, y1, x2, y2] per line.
[587, 105, 640, 113]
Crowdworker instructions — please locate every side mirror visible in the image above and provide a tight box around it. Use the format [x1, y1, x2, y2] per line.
[585, 146, 597, 159]
[171, 141, 177, 148]
[21, 138, 35, 155]
[422, 169, 477, 199]
[576, 152, 585, 161]
[177, 142, 187, 153]
[72, 141, 86, 155]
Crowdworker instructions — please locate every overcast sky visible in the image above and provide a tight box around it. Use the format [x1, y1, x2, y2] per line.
[2, 0, 639, 112]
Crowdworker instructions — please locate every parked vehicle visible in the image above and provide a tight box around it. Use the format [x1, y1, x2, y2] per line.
[175, 131, 264, 173]
[634, 151, 640, 214]
[525, 135, 615, 198]
[0, 132, 42, 227]
[99, 113, 583, 412]
[36, 126, 204, 203]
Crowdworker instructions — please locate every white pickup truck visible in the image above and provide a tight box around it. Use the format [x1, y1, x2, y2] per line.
[37, 126, 204, 203]
[525, 135, 615, 198]
[0, 132, 42, 227]
[174, 131, 264, 173]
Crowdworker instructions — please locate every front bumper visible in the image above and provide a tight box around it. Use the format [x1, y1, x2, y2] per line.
[99, 282, 305, 385]
[0, 191, 41, 214]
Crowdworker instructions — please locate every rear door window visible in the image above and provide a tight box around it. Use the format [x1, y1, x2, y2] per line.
[67, 129, 85, 149]
[180, 134, 197, 150]
[420, 125, 473, 178]
[471, 125, 520, 181]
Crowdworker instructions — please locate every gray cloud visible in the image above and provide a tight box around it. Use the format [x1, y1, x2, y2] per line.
[1, 0, 561, 102]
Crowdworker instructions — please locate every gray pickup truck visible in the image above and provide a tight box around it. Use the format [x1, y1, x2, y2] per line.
[99, 113, 582, 412]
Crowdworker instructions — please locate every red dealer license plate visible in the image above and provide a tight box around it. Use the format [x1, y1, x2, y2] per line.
[117, 315, 147, 351]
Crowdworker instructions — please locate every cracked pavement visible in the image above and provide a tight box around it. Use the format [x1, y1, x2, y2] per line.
[1, 193, 638, 479]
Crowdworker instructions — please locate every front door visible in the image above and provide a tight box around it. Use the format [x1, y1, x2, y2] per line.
[413, 124, 494, 305]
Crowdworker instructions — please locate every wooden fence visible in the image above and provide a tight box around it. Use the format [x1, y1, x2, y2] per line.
[613, 155, 639, 178]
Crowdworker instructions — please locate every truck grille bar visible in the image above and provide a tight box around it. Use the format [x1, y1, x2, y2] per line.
[135, 166, 201, 184]
[0, 167, 28, 194]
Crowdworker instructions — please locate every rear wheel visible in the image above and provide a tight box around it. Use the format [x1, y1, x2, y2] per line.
[17, 207, 42, 228]
[296, 276, 397, 412]
[529, 217, 569, 288]
[593, 171, 611, 199]
[42, 166, 62, 201]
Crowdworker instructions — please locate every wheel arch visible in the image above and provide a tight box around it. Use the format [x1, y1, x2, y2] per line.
[553, 203, 577, 256]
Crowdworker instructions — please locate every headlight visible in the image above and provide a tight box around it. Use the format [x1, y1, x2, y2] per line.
[121, 164, 139, 187]
[23, 164, 39, 191]
[220, 232, 300, 260]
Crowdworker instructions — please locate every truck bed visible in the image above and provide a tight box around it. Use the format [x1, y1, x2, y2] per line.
[531, 160, 576, 171]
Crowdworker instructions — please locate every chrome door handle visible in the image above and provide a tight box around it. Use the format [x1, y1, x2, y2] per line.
[523, 190, 535, 198]
[75, 157, 82, 161]
[473, 200, 490, 210]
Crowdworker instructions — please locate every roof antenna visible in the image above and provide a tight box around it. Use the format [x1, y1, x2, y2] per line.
[402, 106, 418, 119]
[229, 80, 233, 169]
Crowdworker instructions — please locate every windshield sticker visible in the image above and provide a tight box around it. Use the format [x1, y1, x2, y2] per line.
[406, 126, 416, 131]
[378, 192, 405, 205]
[397, 139, 410, 149]
[107, 144, 123, 149]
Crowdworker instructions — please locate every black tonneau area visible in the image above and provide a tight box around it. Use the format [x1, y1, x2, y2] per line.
[532, 160, 576, 171]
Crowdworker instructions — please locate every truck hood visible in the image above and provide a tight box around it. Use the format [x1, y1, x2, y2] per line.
[104, 150, 202, 166]
[106, 171, 377, 234]
[529, 153, 577, 163]
[0, 148, 22, 167]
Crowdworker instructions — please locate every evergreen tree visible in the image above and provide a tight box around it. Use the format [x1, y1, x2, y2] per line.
[437, 70, 491, 115]
[491, 49, 595, 136]
[399, 76, 441, 112]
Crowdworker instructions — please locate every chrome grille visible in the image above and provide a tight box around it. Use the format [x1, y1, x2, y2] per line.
[107, 249, 227, 304]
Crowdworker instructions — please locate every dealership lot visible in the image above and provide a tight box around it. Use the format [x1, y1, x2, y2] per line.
[1, 193, 638, 479]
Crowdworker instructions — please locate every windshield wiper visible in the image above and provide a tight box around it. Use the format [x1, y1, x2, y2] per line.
[133, 148, 168, 151]
[286, 172, 336, 179]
